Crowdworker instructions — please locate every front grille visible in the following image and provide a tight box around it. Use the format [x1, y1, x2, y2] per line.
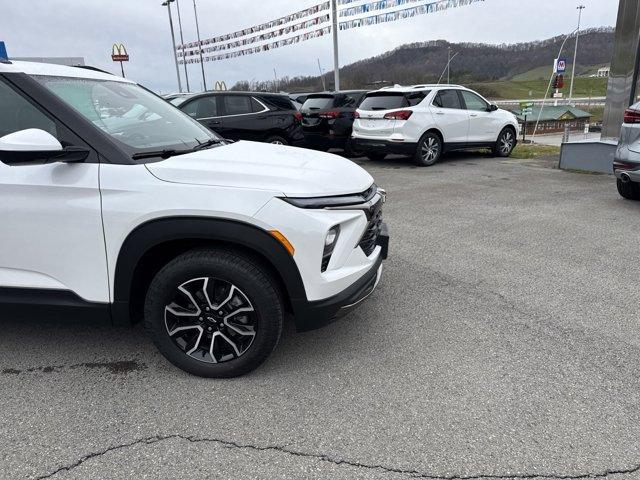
[359, 209, 383, 257]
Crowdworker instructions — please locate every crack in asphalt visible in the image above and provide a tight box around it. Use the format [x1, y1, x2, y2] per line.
[32, 434, 640, 480]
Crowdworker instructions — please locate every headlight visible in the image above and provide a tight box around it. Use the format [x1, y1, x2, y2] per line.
[321, 225, 340, 272]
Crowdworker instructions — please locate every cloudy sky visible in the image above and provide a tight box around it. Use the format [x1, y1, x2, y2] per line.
[3, 0, 618, 93]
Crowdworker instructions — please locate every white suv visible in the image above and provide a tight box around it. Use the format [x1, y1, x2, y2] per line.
[352, 84, 519, 166]
[0, 61, 388, 378]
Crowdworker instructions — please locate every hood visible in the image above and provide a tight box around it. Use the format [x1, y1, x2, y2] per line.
[145, 141, 374, 197]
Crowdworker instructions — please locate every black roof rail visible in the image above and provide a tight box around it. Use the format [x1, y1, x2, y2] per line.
[73, 65, 115, 76]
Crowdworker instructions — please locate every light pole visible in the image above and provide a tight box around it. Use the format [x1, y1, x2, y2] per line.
[331, 0, 340, 91]
[193, 0, 207, 91]
[447, 47, 451, 84]
[175, 0, 190, 92]
[437, 51, 459, 84]
[162, 0, 183, 93]
[532, 27, 579, 139]
[568, 5, 585, 106]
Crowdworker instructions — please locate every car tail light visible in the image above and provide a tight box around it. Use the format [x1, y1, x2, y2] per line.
[354, 111, 360, 119]
[319, 110, 341, 119]
[384, 110, 413, 120]
[294, 111, 303, 122]
[624, 108, 640, 124]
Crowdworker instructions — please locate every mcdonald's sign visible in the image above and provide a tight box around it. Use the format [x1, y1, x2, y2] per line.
[111, 43, 129, 62]
[214, 81, 227, 91]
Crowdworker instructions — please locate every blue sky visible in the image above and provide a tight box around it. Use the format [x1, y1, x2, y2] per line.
[2, 0, 619, 93]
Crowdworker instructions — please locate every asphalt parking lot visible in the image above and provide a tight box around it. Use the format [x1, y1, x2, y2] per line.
[3, 151, 640, 480]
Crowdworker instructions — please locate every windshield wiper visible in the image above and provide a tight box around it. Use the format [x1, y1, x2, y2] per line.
[131, 139, 222, 160]
[192, 138, 223, 151]
[132, 149, 188, 160]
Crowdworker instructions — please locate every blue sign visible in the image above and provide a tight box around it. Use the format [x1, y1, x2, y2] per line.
[555, 57, 567, 74]
[0, 42, 7, 60]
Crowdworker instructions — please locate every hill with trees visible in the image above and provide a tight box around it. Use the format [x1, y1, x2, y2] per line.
[231, 27, 614, 98]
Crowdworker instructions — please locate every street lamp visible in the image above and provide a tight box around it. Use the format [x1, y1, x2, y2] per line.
[568, 5, 586, 106]
[193, 0, 207, 91]
[161, 0, 183, 93]
[175, 0, 190, 92]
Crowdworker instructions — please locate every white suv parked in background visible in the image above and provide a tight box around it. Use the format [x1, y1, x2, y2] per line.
[0, 60, 388, 378]
[352, 85, 519, 166]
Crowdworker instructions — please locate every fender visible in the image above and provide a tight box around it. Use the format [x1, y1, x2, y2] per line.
[111, 217, 307, 325]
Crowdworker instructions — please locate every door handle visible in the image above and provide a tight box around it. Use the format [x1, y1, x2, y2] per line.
[470, 114, 478, 117]
[209, 121, 221, 125]
[435, 111, 445, 115]
[256, 115, 267, 120]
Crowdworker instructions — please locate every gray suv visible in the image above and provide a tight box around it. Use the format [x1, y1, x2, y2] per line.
[614, 101, 640, 200]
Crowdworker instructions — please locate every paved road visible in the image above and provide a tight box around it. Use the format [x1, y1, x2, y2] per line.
[3, 153, 640, 479]
[532, 132, 601, 146]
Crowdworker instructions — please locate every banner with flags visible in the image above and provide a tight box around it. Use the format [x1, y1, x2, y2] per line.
[177, 2, 330, 50]
[179, 26, 332, 64]
[339, 0, 481, 17]
[339, 0, 484, 29]
[179, 14, 331, 58]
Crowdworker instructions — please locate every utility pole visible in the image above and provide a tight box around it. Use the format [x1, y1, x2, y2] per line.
[193, 0, 207, 91]
[317, 58, 326, 90]
[568, 5, 585, 106]
[273, 68, 279, 92]
[331, 0, 340, 91]
[447, 46, 451, 84]
[175, 0, 190, 92]
[162, 0, 183, 93]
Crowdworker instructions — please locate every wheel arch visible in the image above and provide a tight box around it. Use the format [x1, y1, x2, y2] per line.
[111, 217, 306, 325]
[497, 123, 517, 142]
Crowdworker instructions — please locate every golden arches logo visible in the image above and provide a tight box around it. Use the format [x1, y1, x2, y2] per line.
[214, 81, 227, 91]
[111, 43, 129, 62]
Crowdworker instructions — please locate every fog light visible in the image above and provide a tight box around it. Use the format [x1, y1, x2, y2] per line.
[321, 226, 340, 272]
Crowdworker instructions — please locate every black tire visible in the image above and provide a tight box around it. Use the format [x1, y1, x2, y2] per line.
[413, 132, 442, 167]
[617, 179, 640, 200]
[343, 139, 365, 158]
[144, 248, 283, 378]
[367, 153, 387, 162]
[493, 127, 516, 157]
[265, 135, 288, 146]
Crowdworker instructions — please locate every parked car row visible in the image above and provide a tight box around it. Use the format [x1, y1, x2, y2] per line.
[165, 84, 520, 167]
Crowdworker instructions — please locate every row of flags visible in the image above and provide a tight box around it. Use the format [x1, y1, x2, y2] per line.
[179, 27, 332, 65]
[340, 0, 484, 28]
[178, 15, 330, 57]
[178, 2, 330, 48]
[177, 0, 483, 63]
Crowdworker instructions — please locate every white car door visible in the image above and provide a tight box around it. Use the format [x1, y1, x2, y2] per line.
[461, 90, 501, 143]
[431, 89, 469, 144]
[0, 78, 109, 303]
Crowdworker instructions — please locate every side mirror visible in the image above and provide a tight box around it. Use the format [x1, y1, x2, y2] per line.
[487, 104, 499, 112]
[0, 129, 89, 166]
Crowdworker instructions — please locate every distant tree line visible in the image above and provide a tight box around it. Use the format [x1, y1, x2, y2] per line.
[230, 27, 614, 93]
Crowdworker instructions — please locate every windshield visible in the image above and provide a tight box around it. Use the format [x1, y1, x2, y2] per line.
[34, 76, 220, 157]
[302, 96, 334, 110]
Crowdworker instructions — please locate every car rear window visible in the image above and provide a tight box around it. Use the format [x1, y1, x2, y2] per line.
[359, 91, 429, 111]
[336, 93, 365, 108]
[302, 96, 334, 110]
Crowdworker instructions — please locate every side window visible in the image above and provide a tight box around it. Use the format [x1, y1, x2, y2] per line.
[224, 95, 253, 115]
[0, 79, 58, 138]
[433, 90, 463, 110]
[183, 97, 218, 119]
[406, 91, 428, 107]
[461, 91, 489, 111]
[251, 97, 266, 112]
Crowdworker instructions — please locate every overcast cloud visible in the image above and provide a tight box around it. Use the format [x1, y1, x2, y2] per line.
[2, 0, 618, 93]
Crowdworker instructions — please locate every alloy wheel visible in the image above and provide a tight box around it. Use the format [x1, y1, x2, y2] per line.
[164, 277, 257, 364]
[421, 136, 440, 163]
[500, 130, 515, 155]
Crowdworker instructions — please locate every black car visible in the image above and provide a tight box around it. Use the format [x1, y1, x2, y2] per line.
[173, 91, 305, 146]
[300, 90, 368, 156]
